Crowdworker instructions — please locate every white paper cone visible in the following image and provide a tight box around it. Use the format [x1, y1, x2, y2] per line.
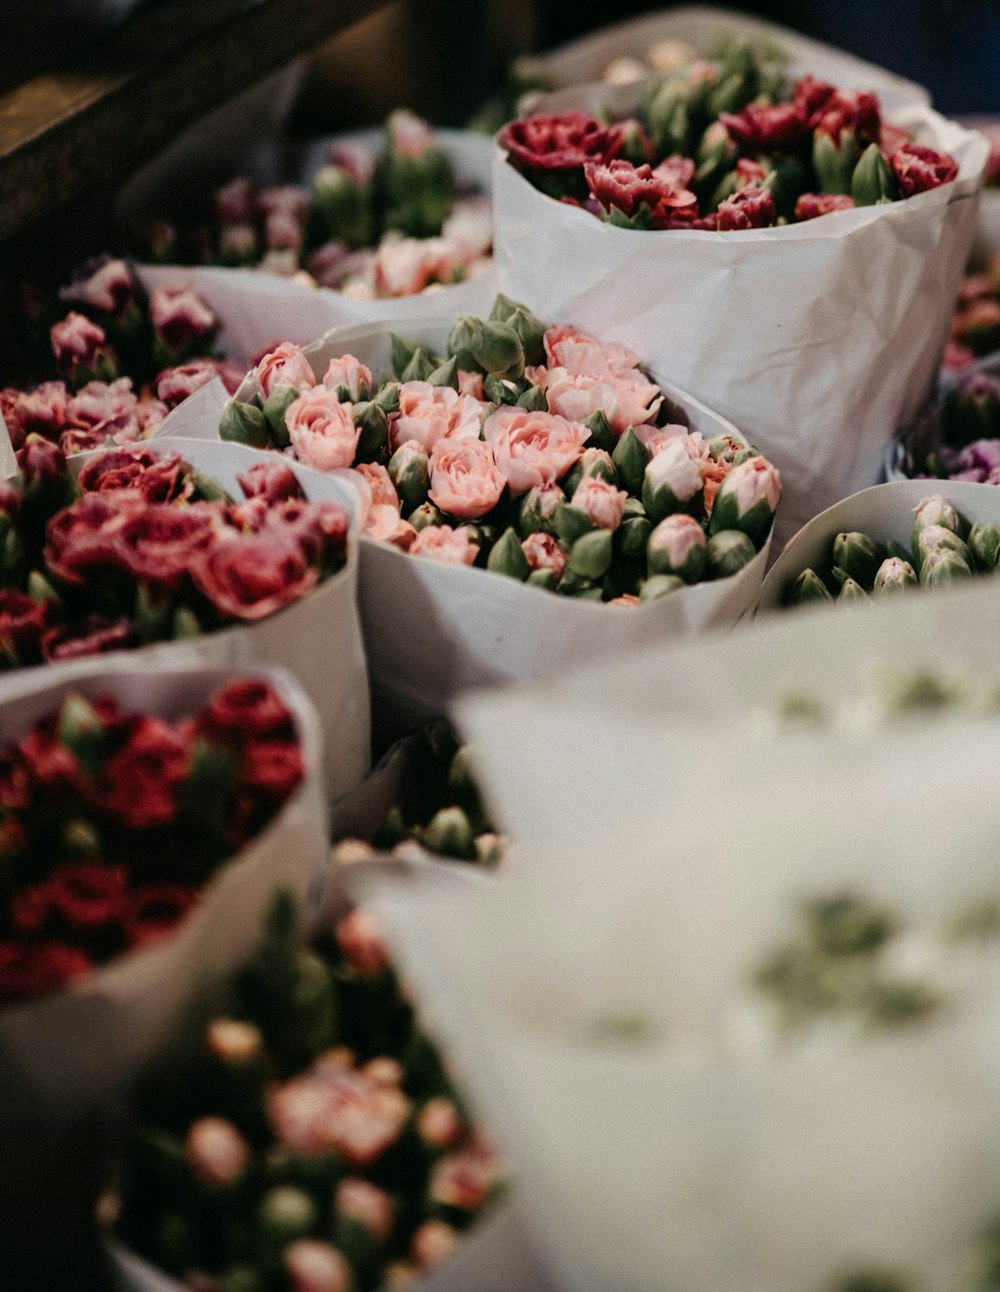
[0, 658, 327, 1119]
[757, 477, 1000, 609]
[127, 129, 497, 366]
[538, 6, 930, 111]
[494, 104, 989, 546]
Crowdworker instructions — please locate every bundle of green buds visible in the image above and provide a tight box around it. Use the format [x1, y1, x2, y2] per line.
[785, 494, 999, 606]
[111, 891, 504, 1291]
[221, 295, 781, 604]
[333, 721, 504, 868]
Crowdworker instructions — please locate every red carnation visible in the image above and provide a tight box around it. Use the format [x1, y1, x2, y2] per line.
[93, 716, 190, 830]
[795, 192, 857, 221]
[41, 614, 137, 663]
[191, 532, 320, 622]
[0, 940, 94, 1008]
[237, 459, 305, 506]
[199, 679, 297, 746]
[121, 883, 197, 950]
[0, 589, 50, 667]
[77, 447, 194, 504]
[501, 112, 622, 200]
[47, 861, 129, 934]
[716, 186, 777, 230]
[890, 143, 959, 196]
[720, 101, 809, 154]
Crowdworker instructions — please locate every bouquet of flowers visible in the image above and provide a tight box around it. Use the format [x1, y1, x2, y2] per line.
[1, 257, 242, 457]
[757, 480, 1000, 611]
[216, 297, 778, 727]
[946, 259, 1000, 372]
[0, 660, 326, 1118]
[109, 890, 511, 1292]
[491, 55, 988, 543]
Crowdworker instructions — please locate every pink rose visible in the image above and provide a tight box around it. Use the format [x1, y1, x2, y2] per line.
[268, 1062, 411, 1166]
[440, 196, 493, 259]
[521, 531, 567, 577]
[252, 342, 318, 400]
[356, 462, 398, 508]
[410, 524, 480, 565]
[429, 1144, 500, 1212]
[543, 324, 641, 378]
[155, 357, 245, 408]
[148, 285, 218, 355]
[483, 407, 587, 495]
[213, 176, 255, 224]
[457, 369, 485, 400]
[373, 236, 452, 298]
[636, 422, 688, 452]
[364, 503, 417, 549]
[571, 476, 628, 530]
[722, 454, 782, 515]
[286, 387, 360, 472]
[390, 381, 484, 455]
[322, 354, 373, 400]
[50, 312, 107, 370]
[191, 531, 320, 621]
[645, 436, 705, 502]
[649, 513, 707, 575]
[545, 366, 663, 437]
[428, 439, 507, 518]
[328, 140, 378, 184]
[66, 377, 137, 432]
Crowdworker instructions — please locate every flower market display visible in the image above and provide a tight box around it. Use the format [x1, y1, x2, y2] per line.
[1, 257, 242, 456]
[130, 111, 492, 301]
[109, 891, 506, 1292]
[0, 440, 349, 668]
[4, 6, 1000, 1291]
[221, 296, 780, 605]
[0, 679, 305, 1010]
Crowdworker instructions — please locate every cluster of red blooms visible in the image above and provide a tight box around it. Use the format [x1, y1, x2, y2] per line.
[0, 441, 350, 667]
[0, 678, 304, 1009]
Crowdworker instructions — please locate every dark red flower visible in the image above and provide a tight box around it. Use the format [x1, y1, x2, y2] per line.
[814, 90, 882, 147]
[50, 312, 108, 371]
[114, 503, 218, 595]
[93, 716, 190, 830]
[148, 285, 219, 358]
[793, 75, 838, 125]
[263, 499, 350, 573]
[121, 882, 197, 950]
[155, 358, 246, 408]
[191, 532, 320, 622]
[584, 159, 692, 224]
[890, 143, 959, 196]
[199, 679, 297, 746]
[720, 101, 810, 154]
[501, 113, 622, 199]
[0, 940, 93, 1008]
[238, 739, 304, 805]
[237, 459, 305, 506]
[10, 882, 53, 937]
[11, 383, 69, 443]
[43, 491, 143, 586]
[47, 861, 129, 933]
[716, 185, 777, 230]
[41, 614, 137, 662]
[794, 192, 857, 221]
[59, 256, 137, 321]
[652, 155, 697, 191]
[735, 158, 769, 188]
[14, 724, 86, 798]
[77, 447, 194, 504]
[17, 434, 68, 488]
[60, 427, 117, 456]
[0, 589, 50, 667]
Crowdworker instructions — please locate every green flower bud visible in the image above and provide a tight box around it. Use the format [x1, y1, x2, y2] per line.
[568, 528, 613, 580]
[553, 502, 593, 546]
[390, 332, 416, 379]
[447, 316, 479, 370]
[503, 305, 546, 367]
[260, 387, 298, 449]
[375, 381, 400, 415]
[914, 524, 971, 575]
[967, 520, 1000, 571]
[788, 568, 834, 604]
[872, 556, 919, 594]
[708, 457, 780, 546]
[851, 142, 899, 206]
[564, 448, 617, 497]
[647, 514, 706, 582]
[471, 320, 525, 381]
[218, 1268, 262, 1292]
[706, 69, 749, 118]
[647, 80, 689, 156]
[813, 128, 861, 196]
[57, 693, 107, 777]
[486, 527, 530, 580]
[389, 443, 430, 511]
[353, 399, 390, 462]
[886, 538, 914, 565]
[256, 1185, 317, 1251]
[181, 739, 240, 869]
[483, 373, 521, 406]
[604, 204, 656, 231]
[704, 528, 756, 579]
[135, 582, 172, 643]
[921, 549, 973, 586]
[400, 346, 438, 383]
[312, 163, 373, 248]
[219, 399, 268, 449]
[421, 805, 477, 860]
[763, 155, 811, 220]
[831, 530, 883, 590]
[639, 573, 685, 601]
[427, 355, 459, 390]
[516, 383, 548, 412]
[838, 575, 869, 602]
[447, 745, 488, 835]
[618, 513, 653, 561]
[172, 607, 203, 640]
[642, 444, 704, 526]
[408, 501, 444, 532]
[612, 426, 651, 493]
[582, 409, 616, 454]
[527, 566, 559, 591]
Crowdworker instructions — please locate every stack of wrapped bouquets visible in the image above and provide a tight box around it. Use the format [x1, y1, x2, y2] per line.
[4, 8, 1000, 1292]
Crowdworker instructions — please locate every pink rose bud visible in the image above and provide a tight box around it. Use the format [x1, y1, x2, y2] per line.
[708, 454, 780, 546]
[521, 530, 568, 578]
[410, 524, 480, 566]
[149, 285, 219, 359]
[323, 354, 373, 402]
[265, 208, 303, 255]
[252, 341, 317, 400]
[334, 1177, 394, 1241]
[213, 176, 255, 224]
[50, 312, 115, 380]
[411, 1219, 460, 1270]
[285, 388, 360, 473]
[284, 1239, 352, 1292]
[440, 196, 493, 260]
[417, 1096, 464, 1150]
[428, 438, 507, 519]
[648, 513, 707, 582]
[185, 1116, 249, 1188]
[570, 476, 627, 530]
[335, 907, 390, 975]
[642, 437, 704, 523]
[716, 185, 776, 231]
[59, 256, 136, 320]
[364, 504, 418, 550]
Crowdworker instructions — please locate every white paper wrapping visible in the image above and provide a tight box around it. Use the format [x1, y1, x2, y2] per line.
[0, 658, 327, 1120]
[0, 433, 371, 800]
[229, 316, 773, 735]
[537, 5, 930, 112]
[757, 477, 1000, 609]
[124, 129, 497, 366]
[956, 116, 1000, 265]
[359, 581, 1000, 1291]
[494, 103, 989, 546]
